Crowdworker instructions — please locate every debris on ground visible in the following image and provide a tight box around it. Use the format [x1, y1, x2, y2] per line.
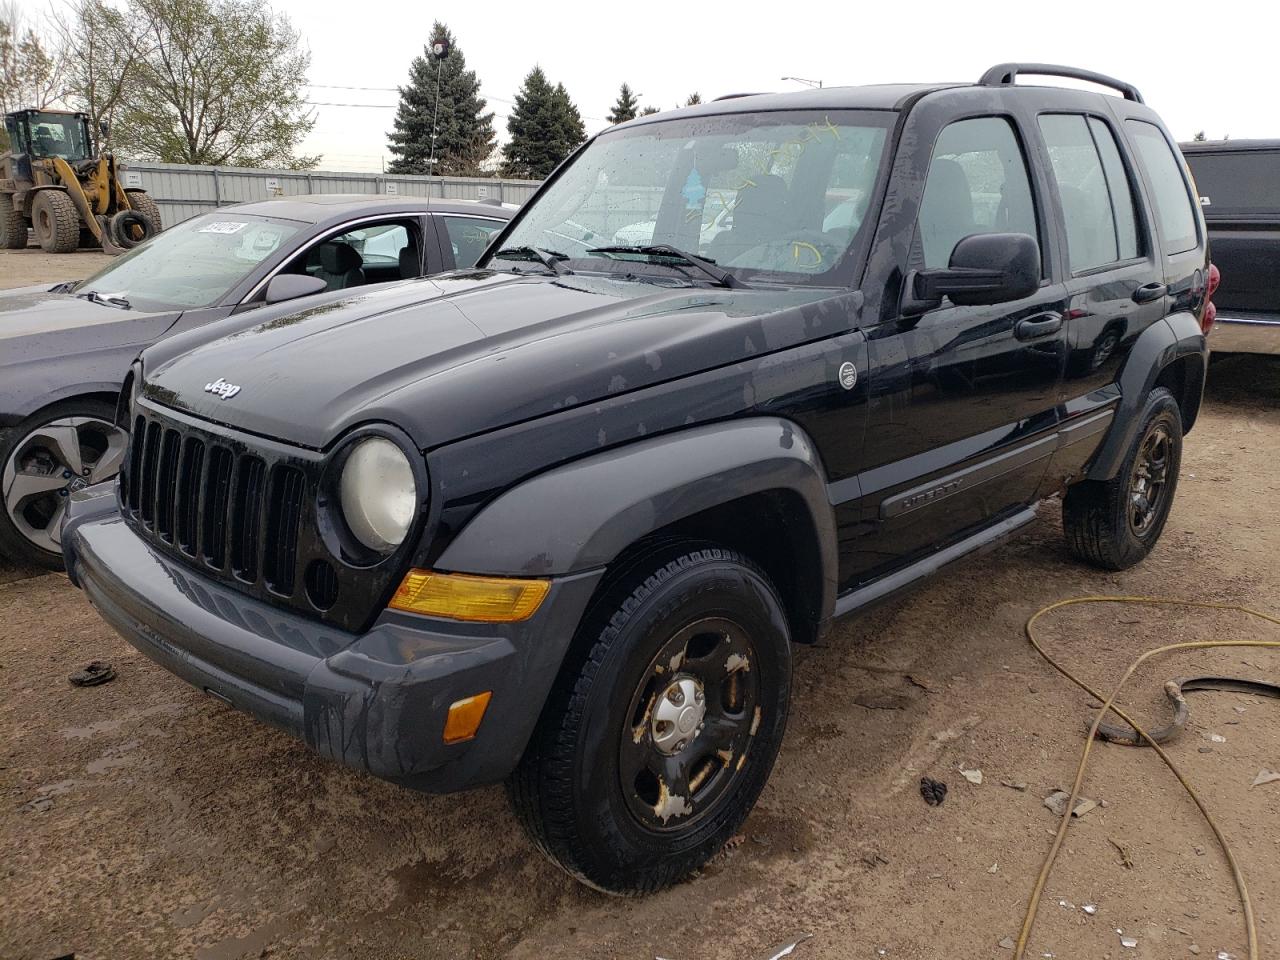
[760, 934, 812, 960]
[998, 937, 1015, 950]
[959, 767, 983, 785]
[905, 674, 939, 693]
[854, 690, 917, 710]
[988, 863, 998, 874]
[1082, 903, 1098, 916]
[1043, 790, 1097, 818]
[1109, 838, 1135, 869]
[1208, 733, 1227, 743]
[919, 776, 948, 806]
[1000, 780, 1028, 791]
[68, 660, 115, 687]
[1250, 768, 1280, 788]
[1120, 934, 1138, 948]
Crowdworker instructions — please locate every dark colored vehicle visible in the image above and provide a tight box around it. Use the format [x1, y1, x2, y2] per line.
[64, 64, 1212, 893]
[1181, 139, 1279, 353]
[0, 195, 511, 566]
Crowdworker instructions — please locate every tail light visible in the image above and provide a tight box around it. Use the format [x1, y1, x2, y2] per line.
[1201, 263, 1221, 335]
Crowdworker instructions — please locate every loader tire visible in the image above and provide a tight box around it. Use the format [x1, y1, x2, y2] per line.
[31, 191, 81, 253]
[125, 191, 162, 234]
[0, 195, 27, 249]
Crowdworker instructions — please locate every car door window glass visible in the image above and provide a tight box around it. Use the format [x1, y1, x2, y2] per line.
[1039, 114, 1141, 273]
[285, 221, 417, 292]
[441, 216, 503, 268]
[917, 117, 1039, 269]
[1126, 120, 1199, 255]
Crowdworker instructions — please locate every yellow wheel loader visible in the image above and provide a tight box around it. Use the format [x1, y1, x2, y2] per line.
[1, 108, 161, 254]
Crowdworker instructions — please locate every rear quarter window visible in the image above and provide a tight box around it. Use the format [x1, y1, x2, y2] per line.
[1126, 121, 1199, 255]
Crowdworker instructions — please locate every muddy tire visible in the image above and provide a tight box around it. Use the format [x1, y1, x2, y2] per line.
[0, 194, 26, 249]
[31, 191, 81, 254]
[109, 209, 156, 249]
[1063, 387, 1183, 571]
[125, 190, 162, 234]
[508, 544, 792, 894]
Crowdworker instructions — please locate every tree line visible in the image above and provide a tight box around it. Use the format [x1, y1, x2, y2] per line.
[1, 0, 316, 167]
[386, 21, 704, 180]
[2, 4, 704, 174]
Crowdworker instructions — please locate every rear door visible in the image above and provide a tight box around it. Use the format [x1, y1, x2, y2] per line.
[1032, 108, 1168, 484]
[844, 96, 1069, 588]
[433, 213, 507, 270]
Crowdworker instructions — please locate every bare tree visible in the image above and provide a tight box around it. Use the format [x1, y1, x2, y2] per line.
[54, 0, 154, 147]
[0, 1, 69, 115]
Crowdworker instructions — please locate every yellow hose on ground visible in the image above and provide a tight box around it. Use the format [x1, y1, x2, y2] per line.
[1016, 596, 1280, 960]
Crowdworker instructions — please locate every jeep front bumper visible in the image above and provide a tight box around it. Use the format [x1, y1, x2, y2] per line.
[62, 488, 603, 793]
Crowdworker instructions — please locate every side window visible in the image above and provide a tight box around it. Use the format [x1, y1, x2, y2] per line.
[1038, 114, 1140, 273]
[1126, 121, 1199, 255]
[284, 220, 416, 293]
[441, 216, 503, 268]
[917, 117, 1039, 268]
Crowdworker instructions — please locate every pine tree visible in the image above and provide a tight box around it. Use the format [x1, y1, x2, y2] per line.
[608, 82, 639, 124]
[501, 67, 586, 179]
[386, 22, 495, 176]
[640, 105, 660, 116]
[684, 92, 702, 106]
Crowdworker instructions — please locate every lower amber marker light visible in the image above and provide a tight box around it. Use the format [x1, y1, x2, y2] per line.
[388, 569, 550, 622]
[443, 691, 492, 744]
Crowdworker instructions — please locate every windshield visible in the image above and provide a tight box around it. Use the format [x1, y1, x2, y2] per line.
[491, 109, 892, 286]
[26, 112, 90, 161]
[73, 213, 301, 311]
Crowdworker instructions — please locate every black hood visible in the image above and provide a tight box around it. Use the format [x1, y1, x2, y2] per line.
[142, 271, 859, 450]
[0, 284, 178, 360]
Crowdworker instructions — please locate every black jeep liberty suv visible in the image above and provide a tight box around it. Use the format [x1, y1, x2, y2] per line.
[64, 64, 1213, 894]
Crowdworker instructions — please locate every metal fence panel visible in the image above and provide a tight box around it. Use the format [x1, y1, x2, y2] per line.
[119, 162, 543, 226]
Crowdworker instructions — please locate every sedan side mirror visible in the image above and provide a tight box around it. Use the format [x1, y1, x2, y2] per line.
[902, 233, 1040, 316]
[264, 273, 327, 304]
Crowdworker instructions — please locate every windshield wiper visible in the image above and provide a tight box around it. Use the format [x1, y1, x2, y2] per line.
[77, 289, 132, 310]
[491, 245, 572, 276]
[585, 245, 741, 288]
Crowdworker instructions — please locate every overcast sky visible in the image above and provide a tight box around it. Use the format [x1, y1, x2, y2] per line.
[285, 0, 1272, 173]
[22, 0, 1276, 171]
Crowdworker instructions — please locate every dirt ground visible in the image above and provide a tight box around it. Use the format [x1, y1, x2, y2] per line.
[1, 248, 1278, 960]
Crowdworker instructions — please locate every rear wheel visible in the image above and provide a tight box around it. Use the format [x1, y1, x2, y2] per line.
[1063, 386, 1183, 570]
[0, 400, 126, 569]
[508, 545, 792, 894]
[31, 191, 80, 253]
[0, 194, 26, 249]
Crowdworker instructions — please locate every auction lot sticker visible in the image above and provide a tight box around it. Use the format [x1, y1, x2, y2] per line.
[198, 221, 248, 235]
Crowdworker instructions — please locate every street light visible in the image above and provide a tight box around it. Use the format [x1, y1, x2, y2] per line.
[781, 76, 823, 88]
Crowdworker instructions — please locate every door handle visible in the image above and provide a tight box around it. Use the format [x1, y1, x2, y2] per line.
[1132, 282, 1168, 304]
[1014, 312, 1064, 340]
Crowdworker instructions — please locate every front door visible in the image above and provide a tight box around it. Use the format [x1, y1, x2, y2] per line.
[838, 110, 1068, 589]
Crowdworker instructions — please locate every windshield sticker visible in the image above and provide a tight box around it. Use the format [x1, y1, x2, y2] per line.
[198, 221, 248, 235]
[681, 168, 706, 211]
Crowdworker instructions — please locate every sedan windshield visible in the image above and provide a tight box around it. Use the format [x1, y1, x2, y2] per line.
[492, 109, 892, 286]
[73, 213, 301, 311]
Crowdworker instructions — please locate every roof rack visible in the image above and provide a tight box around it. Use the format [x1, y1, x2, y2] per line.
[979, 63, 1144, 103]
[713, 92, 770, 102]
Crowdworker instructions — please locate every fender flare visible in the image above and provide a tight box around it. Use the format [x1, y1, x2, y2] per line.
[436, 416, 840, 620]
[1086, 310, 1207, 481]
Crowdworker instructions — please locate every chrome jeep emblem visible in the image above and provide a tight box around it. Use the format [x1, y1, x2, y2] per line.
[204, 377, 241, 400]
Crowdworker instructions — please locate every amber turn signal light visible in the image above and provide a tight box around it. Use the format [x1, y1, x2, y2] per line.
[388, 569, 550, 622]
[443, 691, 492, 744]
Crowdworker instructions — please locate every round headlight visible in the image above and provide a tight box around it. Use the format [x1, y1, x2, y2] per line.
[339, 437, 417, 551]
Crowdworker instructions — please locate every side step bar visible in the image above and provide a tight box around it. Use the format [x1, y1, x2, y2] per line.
[832, 505, 1039, 621]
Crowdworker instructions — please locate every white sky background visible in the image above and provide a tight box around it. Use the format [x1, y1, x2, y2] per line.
[18, 0, 1279, 171]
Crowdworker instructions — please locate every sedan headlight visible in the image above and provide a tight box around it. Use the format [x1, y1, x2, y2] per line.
[339, 437, 417, 551]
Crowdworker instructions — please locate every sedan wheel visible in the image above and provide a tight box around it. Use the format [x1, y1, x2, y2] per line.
[2, 410, 126, 565]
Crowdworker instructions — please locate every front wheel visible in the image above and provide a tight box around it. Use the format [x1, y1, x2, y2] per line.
[31, 191, 80, 254]
[1063, 386, 1183, 570]
[508, 545, 792, 894]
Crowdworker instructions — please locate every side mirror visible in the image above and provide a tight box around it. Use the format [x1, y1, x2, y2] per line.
[902, 233, 1040, 316]
[264, 273, 327, 304]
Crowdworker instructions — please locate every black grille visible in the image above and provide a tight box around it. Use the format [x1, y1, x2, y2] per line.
[122, 408, 306, 601]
